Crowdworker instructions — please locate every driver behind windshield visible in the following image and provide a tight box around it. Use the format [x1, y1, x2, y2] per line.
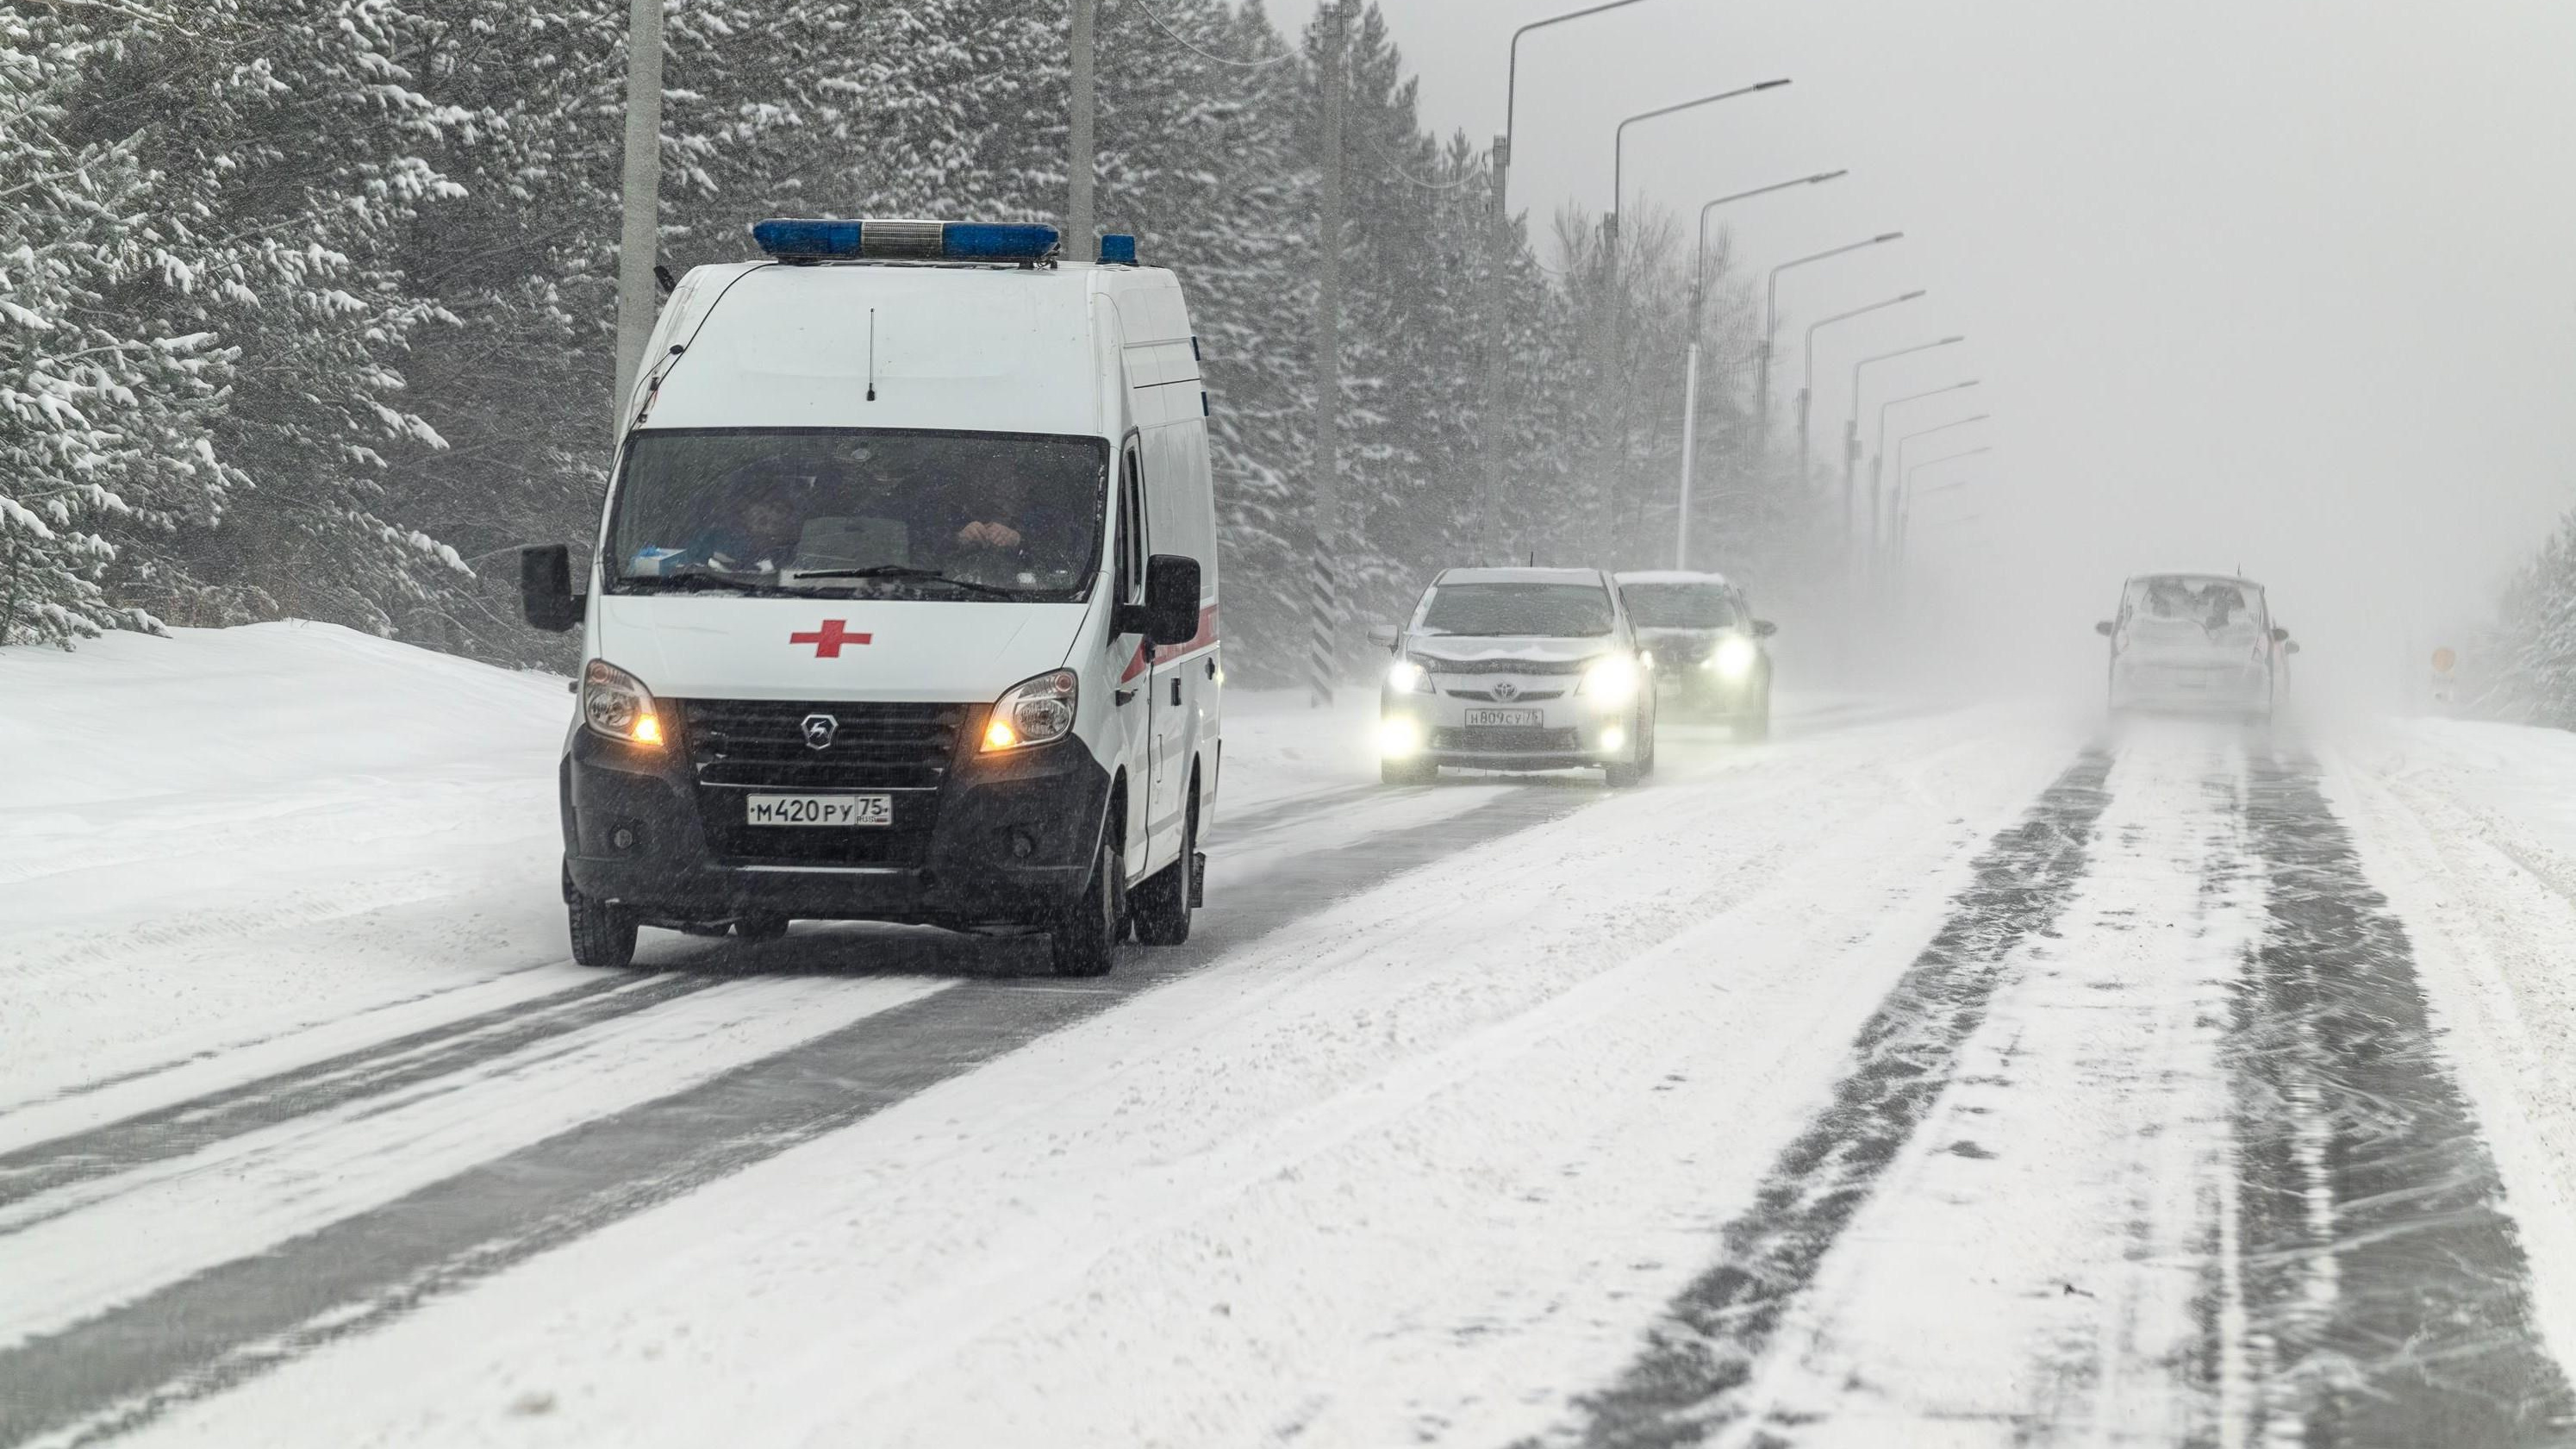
[644, 459, 840, 575]
[940, 465, 1087, 584]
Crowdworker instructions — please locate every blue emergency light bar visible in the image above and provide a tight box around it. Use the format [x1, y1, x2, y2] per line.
[1099, 234, 1138, 265]
[752, 218, 1062, 264]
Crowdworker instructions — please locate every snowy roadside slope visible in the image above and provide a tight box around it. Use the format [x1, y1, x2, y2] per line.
[0, 623, 575, 1108]
[2334, 717, 2576, 1374]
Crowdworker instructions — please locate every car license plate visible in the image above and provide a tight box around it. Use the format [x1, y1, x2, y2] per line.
[1464, 708, 1541, 728]
[745, 793, 893, 828]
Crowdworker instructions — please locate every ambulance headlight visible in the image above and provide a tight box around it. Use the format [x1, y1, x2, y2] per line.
[1709, 637, 1759, 680]
[1386, 658, 1435, 694]
[984, 669, 1079, 752]
[1578, 654, 1643, 706]
[582, 659, 664, 747]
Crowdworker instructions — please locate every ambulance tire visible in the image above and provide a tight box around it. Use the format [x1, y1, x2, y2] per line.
[1132, 789, 1196, 946]
[568, 887, 639, 970]
[1050, 827, 1125, 977]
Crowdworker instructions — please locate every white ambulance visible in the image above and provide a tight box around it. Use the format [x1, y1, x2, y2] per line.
[521, 220, 1220, 977]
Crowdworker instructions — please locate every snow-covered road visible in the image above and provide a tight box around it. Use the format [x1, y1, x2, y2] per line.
[3, 626, 2572, 1447]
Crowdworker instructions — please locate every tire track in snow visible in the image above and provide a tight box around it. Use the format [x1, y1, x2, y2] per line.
[2231, 752, 2575, 1447]
[0, 783, 1594, 1449]
[0, 974, 722, 1217]
[1540, 747, 2117, 1449]
[0, 778, 1443, 1222]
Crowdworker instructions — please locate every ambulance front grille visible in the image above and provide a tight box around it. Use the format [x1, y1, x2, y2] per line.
[680, 699, 975, 866]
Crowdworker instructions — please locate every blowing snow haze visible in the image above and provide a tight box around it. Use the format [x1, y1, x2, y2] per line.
[9, 2, 2576, 1446]
[1283, 0, 2576, 702]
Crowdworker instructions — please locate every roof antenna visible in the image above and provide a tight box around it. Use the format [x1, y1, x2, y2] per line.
[866, 309, 878, 402]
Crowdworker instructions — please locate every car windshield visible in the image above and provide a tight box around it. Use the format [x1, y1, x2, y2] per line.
[2125, 575, 2265, 640]
[1622, 583, 1739, 630]
[605, 428, 1109, 602]
[1417, 582, 1615, 638]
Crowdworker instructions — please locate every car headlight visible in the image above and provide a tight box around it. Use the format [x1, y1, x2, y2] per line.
[1578, 654, 1642, 705]
[583, 659, 664, 746]
[1386, 658, 1436, 694]
[1709, 636, 1759, 680]
[983, 669, 1079, 752]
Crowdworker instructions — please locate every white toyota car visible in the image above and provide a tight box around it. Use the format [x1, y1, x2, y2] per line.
[1368, 567, 1658, 788]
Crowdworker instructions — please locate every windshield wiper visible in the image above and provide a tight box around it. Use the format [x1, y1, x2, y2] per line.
[792, 565, 1021, 599]
[621, 571, 807, 597]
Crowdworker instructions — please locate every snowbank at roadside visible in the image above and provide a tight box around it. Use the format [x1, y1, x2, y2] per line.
[0, 623, 576, 1109]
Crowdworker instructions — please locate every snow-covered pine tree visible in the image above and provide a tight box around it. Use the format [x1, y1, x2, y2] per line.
[56, 0, 486, 634]
[0, 7, 241, 646]
[1095, 0, 1310, 682]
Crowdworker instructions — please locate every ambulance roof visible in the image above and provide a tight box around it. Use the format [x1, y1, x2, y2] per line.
[637, 260, 1184, 438]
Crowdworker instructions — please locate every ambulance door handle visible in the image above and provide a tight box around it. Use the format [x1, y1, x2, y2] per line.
[1203, 658, 1216, 680]
[1169, 678, 1182, 708]
[1115, 687, 1138, 708]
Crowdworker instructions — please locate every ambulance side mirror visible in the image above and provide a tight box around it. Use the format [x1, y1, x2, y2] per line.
[520, 545, 583, 634]
[1752, 619, 1779, 639]
[1137, 554, 1201, 647]
[1367, 624, 1400, 650]
[2095, 621, 2116, 637]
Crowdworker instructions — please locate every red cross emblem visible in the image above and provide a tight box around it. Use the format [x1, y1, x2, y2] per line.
[789, 621, 871, 659]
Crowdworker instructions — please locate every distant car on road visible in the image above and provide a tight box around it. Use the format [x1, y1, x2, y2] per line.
[1369, 567, 1658, 788]
[1615, 570, 1777, 738]
[2097, 571, 2298, 719]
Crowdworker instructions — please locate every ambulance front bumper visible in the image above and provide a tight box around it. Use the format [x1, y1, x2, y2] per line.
[560, 716, 1112, 929]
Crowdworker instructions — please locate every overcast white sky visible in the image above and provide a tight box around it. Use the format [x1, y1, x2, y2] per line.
[1263, 0, 2576, 696]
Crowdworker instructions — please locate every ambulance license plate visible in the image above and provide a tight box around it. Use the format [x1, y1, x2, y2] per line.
[1464, 709, 1542, 728]
[745, 793, 894, 828]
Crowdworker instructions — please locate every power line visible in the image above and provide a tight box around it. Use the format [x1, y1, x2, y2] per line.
[1126, 0, 1300, 69]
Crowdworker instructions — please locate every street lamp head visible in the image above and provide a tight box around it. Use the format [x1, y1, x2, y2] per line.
[1753, 77, 1793, 91]
[1939, 334, 1965, 345]
[1897, 289, 1927, 302]
[1809, 169, 1849, 184]
[1955, 378, 1981, 389]
[1873, 231, 1903, 244]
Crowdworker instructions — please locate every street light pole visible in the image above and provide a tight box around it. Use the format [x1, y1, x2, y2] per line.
[1842, 334, 1963, 546]
[1306, 0, 1349, 707]
[1753, 231, 1902, 468]
[1799, 290, 1924, 500]
[1672, 168, 1845, 568]
[1610, 79, 1792, 253]
[1601, 78, 1791, 564]
[1481, 0, 1661, 565]
[1069, 0, 1096, 253]
[1888, 420, 1988, 571]
[1871, 379, 1979, 551]
[1895, 451, 1988, 577]
[612, 0, 665, 439]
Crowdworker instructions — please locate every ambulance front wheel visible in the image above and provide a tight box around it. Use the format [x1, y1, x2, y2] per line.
[565, 869, 639, 971]
[1049, 827, 1125, 977]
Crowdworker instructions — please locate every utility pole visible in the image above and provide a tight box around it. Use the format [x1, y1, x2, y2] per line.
[1307, 0, 1347, 708]
[1068, 0, 1097, 254]
[612, 0, 665, 440]
[1477, 133, 1510, 565]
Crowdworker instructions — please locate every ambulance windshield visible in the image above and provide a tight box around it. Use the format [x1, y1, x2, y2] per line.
[607, 428, 1110, 602]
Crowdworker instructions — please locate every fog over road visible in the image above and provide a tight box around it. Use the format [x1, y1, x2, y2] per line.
[2, 629, 2572, 1449]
